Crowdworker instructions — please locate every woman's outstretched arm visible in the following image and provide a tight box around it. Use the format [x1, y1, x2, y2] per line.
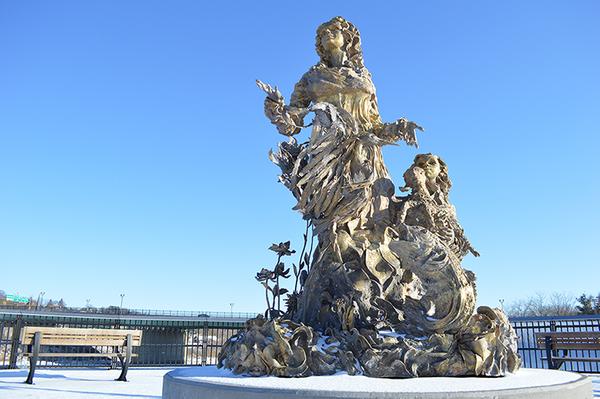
[256, 76, 311, 137]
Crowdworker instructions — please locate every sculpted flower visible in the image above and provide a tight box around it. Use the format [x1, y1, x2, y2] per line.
[274, 262, 291, 279]
[255, 268, 273, 282]
[268, 241, 296, 256]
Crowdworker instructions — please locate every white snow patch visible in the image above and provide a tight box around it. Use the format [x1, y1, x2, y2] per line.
[0, 367, 595, 398]
[426, 302, 436, 317]
[377, 330, 428, 341]
[169, 367, 590, 393]
[377, 330, 406, 339]
[315, 336, 340, 354]
[0, 367, 171, 399]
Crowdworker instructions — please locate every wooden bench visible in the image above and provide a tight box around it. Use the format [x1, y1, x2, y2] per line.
[535, 331, 600, 370]
[20, 326, 143, 384]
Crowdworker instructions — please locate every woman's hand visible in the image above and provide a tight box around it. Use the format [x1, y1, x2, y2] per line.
[257, 80, 306, 137]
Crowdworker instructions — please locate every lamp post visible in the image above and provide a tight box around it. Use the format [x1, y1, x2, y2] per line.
[229, 302, 234, 317]
[120, 294, 125, 315]
[499, 298, 505, 312]
[86, 299, 91, 311]
[38, 292, 45, 311]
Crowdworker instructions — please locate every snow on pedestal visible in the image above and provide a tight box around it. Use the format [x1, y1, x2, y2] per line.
[163, 366, 593, 399]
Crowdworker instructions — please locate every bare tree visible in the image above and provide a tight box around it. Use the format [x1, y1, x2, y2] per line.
[546, 292, 577, 316]
[506, 292, 577, 317]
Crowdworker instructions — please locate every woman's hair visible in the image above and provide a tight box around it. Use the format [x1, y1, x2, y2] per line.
[315, 16, 364, 69]
[413, 153, 452, 197]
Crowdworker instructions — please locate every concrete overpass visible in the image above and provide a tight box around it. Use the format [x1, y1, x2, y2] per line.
[0, 308, 254, 326]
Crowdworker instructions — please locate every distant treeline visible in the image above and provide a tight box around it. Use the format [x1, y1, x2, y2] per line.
[507, 292, 600, 317]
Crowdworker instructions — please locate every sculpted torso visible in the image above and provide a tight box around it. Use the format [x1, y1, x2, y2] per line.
[292, 66, 380, 131]
[257, 17, 422, 230]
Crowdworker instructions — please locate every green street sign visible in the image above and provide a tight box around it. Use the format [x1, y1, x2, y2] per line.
[6, 294, 29, 304]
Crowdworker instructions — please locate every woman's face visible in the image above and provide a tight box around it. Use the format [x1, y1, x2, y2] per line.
[417, 155, 441, 181]
[320, 26, 344, 52]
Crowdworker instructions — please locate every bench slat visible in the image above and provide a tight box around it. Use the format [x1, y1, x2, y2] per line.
[541, 357, 600, 362]
[20, 327, 143, 346]
[535, 341, 600, 350]
[536, 338, 600, 343]
[534, 332, 600, 338]
[541, 344, 600, 350]
[22, 353, 139, 358]
[23, 338, 137, 346]
[534, 332, 600, 350]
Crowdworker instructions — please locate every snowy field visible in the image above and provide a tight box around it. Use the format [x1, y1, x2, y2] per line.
[0, 368, 172, 399]
[0, 367, 598, 398]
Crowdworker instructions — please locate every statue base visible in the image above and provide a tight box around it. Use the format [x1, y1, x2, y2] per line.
[162, 367, 591, 399]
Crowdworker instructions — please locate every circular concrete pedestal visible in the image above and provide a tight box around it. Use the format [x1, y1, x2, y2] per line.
[162, 366, 592, 399]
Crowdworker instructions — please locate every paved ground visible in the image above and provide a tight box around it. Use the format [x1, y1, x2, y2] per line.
[0, 368, 597, 398]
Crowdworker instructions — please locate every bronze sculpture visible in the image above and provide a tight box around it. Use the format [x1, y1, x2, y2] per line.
[218, 16, 520, 378]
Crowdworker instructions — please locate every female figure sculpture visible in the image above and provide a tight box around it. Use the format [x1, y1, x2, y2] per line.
[219, 16, 520, 378]
[260, 17, 421, 236]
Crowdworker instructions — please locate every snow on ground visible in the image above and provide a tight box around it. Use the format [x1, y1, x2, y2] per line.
[0, 368, 173, 399]
[591, 375, 600, 398]
[0, 367, 597, 398]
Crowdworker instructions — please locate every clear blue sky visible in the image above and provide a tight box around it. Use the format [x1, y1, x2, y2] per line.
[0, 1, 598, 312]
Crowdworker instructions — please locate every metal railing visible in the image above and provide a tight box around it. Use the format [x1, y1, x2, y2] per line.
[0, 318, 19, 368]
[2, 312, 599, 372]
[512, 315, 600, 373]
[0, 314, 244, 369]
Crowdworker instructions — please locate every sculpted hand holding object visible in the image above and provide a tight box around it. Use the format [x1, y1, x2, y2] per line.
[219, 16, 519, 379]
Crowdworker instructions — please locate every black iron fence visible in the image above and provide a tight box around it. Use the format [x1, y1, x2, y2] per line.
[0, 318, 19, 368]
[2, 312, 599, 372]
[0, 313, 244, 369]
[512, 315, 600, 373]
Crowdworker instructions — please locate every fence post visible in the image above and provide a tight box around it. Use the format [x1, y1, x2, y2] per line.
[549, 320, 558, 363]
[201, 321, 208, 366]
[8, 316, 23, 369]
